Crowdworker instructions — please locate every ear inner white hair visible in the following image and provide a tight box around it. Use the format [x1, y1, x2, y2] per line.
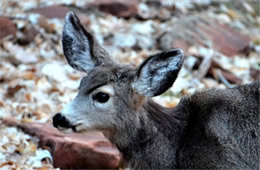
[62, 12, 113, 73]
[132, 49, 184, 97]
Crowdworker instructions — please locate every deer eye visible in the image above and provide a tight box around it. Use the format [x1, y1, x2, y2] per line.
[93, 92, 110, 103]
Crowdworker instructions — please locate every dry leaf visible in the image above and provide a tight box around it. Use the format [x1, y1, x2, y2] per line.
[3, 42, 38, 64]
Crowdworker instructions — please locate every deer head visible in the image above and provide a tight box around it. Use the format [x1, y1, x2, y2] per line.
[53, 12, 184, 136]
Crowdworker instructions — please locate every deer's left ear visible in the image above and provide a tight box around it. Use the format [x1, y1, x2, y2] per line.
[132, 49, 184, 97]
[62, 12, 113, 72]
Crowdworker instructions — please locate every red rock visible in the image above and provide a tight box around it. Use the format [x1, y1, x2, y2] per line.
[13, 121, 121, 169]
[209, 60, 242, 84]
[198, 23, 250, 56]
[88, 0, 138, 18]
[159, 15, 250, 57]
[0, 16, 17, 39]
[17, 25, 38, 45]
[220, 69, 242, 84]
[31, 5, 69, 19]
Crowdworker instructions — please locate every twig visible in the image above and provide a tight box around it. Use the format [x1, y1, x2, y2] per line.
[194, 50, 214, 81]
[216, 69, 233, 88]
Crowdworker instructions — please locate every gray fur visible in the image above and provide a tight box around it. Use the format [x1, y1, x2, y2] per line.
[53, 12, 260, 169]
[62, 12, 113, 72]
[132, 49, 185, 96]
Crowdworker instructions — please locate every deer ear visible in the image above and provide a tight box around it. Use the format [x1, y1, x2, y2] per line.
[62, 12, 113, 72]
[132, 49, 184, 97]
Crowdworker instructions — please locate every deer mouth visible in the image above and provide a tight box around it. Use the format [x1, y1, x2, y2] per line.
[71, 124, 87, 133]
[56, 124, 82, 133]
[71, 125, 77, 132]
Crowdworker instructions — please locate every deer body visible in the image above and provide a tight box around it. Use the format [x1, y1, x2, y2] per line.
[53, 12, 259, 169]
[108, 83, 259, 169]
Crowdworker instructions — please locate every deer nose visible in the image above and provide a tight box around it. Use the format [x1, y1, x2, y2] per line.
[53, 113, 71, 128]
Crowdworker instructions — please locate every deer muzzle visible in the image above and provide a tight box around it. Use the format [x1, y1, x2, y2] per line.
[53, 112, 76, 131]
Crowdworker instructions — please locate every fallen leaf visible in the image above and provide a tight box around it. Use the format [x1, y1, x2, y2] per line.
[3, 42, 38, 64]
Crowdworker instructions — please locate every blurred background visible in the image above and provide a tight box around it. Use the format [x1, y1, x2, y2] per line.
[0, 0, 259, 169]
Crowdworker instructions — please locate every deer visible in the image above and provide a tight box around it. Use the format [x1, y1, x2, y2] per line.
[52, 12, 259, 169]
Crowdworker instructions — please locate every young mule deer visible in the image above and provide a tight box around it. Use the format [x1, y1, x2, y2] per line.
[53, 12, 259, 169]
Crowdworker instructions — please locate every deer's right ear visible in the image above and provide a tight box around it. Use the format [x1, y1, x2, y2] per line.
[132, 49, 184, 97]
[62, 12, 113, 72]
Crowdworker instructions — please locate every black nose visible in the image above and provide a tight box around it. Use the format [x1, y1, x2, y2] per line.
[53, 113, 71, 128]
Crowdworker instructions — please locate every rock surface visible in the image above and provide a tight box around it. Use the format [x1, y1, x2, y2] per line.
[30, 5, 69, 19]
[4, 119, 121, 169]
[159, 15, 250, 56]
[0, 16, 17, 39]
[88, 0, 138, 18]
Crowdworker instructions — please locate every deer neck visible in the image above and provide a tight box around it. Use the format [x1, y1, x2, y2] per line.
[107, 99, 189, 168]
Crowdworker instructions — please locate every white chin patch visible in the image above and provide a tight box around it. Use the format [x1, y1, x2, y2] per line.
[74, 124, 88, 133]
[58, 127, 74, 134]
